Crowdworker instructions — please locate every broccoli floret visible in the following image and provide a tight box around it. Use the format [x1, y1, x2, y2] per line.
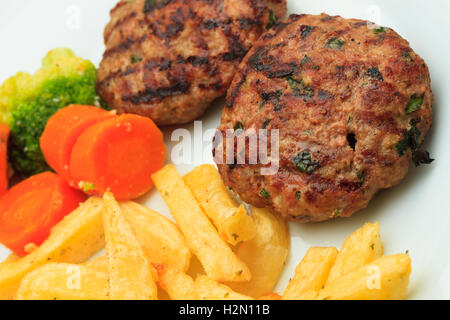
[0, 48, 108, 178]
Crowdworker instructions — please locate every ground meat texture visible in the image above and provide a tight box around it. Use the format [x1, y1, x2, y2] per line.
[215, 14, 433, 223]
[97, 0, 287, 126]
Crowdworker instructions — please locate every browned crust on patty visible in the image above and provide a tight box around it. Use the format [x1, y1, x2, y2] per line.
[97, 0, 287, 126]
[215, 13, 433, 222]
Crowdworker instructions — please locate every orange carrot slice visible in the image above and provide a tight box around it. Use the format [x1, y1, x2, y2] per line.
[40, 104, 114, 183]
[69, 114, 166, 200]
[0, 172, 86, 256]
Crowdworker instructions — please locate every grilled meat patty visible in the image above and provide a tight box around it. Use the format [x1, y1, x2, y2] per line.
[215, 14, 433, 223]
[97, 0, 287, 126]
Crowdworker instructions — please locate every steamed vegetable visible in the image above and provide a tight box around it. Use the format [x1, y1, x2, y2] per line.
[69, 113, 166, 200]
[0, 48, 107, 178]
[40, 105, 114, 183]
[0, 172, 86, 256]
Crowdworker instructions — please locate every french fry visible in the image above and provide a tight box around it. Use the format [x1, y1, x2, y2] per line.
[152, 165, 250, 282]
[282, 247, 338, 300]
[184, 165, 256, 245]
[324, 222, 383, 287]
[83, 255, 108, 271]
[317, 254, 411, 300]
[15, 263, 108, 300]
[226, 207, 289, 298]
[187, 256, 206, 279]
[0, 197, 105, 300]
[196, 276, 253, 300]
[153, 263, 198, 300]
[121, 201, 191, 272]
[103, 192, 157, 300]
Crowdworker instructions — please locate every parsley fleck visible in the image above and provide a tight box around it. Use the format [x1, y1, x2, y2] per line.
[333, 209, 342, 217]
[301, 55, 312, 65]
[260, 188, 270, 198]
[406, 94, 424, 114]
[130, 55, 142, 64]
[293, 151, 320, 175]
[395, 119, 422, 156]
[287, 77, 314, 98]
[357, 170, 366, 187]
[327, 38, 345, 50]
[295, 191, 302, 200]
[374, 27, 387, 34]
[395, 119, 434, 166]
[266, 9, 278, 30]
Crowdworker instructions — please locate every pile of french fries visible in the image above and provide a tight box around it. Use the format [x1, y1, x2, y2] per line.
[0, 164, 411, 300]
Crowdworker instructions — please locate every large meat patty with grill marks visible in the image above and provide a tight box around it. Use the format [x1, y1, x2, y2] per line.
[215, 13, 433, 223]
[97, 0, 287, 126]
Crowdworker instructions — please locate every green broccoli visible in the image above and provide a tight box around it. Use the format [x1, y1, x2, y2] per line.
[0, 48, 108, 177]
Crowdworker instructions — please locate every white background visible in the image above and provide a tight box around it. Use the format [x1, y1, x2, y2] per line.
[0, 0, 449, 299]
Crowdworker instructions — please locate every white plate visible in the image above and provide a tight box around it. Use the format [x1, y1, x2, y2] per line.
[1, 0, 449, 300]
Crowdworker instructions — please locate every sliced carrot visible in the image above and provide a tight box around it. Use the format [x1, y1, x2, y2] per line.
[69, 114, 166, 200]
[40, 104, 114, 183]
[0, 172, 86, 256]
[0, 123, 10, 197]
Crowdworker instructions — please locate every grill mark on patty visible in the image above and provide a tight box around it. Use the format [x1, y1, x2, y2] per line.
[226, 69, 249, 109]
[143, 0, 173, 14]
[303, 175, 361, 204]
[222, 34, 248, 61]
[103, 14, 250, 60]
[109, 11, 138, 35]
[247, 46, 300, 79]
[103, 35, 147, 58]
[357, 111, 403, 135]
[238, 18, 263, 30]
[150, 7, 190, 42]
[122, 78, 190, 104]
[98, 55, 212, 86]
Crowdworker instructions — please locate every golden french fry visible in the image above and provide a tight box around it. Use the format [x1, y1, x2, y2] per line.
[282, 247, 338, 300]
[153, 263, 198, 300]
[15, 263, 108, 300]
[184, 165, 256, 245]
[152, 165, 250, 282]
[0, 197, 105, 300]
[83, 255, 108, 271]
[195, 276, 253, 300]
[120, 201, 191, 272]
[317, 254, 411, 300]
[226, 207, 289, 298]
[103, 192, 157, 300]
[187, 256, 206, 279]
[325, 222, 383, 287]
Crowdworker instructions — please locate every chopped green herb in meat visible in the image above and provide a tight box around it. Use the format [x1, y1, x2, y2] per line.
[293, 151, 320, 175]
[406, 94, 424, 114]
[260, 188, 270, 198]
[266, 9, 278, 30]
[326, 38, 345, 50]
[287, 77, 314, 98]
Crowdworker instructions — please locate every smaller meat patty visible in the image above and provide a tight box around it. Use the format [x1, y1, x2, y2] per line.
[97, 0, 287, 126]
[215, 13, 433, 223]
